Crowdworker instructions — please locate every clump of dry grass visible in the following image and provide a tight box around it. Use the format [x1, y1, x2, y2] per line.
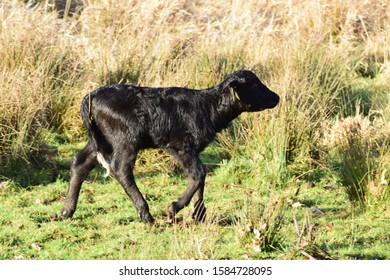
[0, 1, 81, 164]
[322, 109, 389, 208]
[237, 196, 286, 252]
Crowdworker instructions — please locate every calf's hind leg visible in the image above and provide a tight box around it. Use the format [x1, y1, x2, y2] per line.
[110, 149, 154, 223]
[61, 141, 97, 219]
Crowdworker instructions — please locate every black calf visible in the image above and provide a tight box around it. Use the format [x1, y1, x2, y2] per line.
[61, 70, 279, 223]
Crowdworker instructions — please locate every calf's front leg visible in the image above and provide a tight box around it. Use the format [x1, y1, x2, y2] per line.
[167, 148, 206, 223]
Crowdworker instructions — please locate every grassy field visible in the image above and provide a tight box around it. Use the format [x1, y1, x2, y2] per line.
[0, 0, 389, 260]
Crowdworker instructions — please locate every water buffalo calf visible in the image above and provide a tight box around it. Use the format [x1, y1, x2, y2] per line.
[61, 70, 279, 223]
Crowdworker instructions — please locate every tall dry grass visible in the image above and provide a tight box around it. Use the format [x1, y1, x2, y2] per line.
[0, 0, 389, 208]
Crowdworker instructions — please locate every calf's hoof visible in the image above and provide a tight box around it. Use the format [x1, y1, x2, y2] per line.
[60, 208, 74, 220]
[140, 212, 154, 224]
[166, 201, 180, 223]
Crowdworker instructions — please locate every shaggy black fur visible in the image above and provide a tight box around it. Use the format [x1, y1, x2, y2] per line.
[61, 70, 279, 223]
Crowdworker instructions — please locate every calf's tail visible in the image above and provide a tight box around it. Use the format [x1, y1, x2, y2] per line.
[80, 93, 111, 177]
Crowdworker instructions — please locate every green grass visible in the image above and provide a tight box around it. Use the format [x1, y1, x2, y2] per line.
[1, 140, 389, 260]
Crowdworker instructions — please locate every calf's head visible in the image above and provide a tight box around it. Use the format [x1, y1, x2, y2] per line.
[228, 70, 279, 112]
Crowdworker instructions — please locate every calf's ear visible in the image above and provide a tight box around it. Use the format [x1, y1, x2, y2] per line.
[228, 73, 246, 88]
[221, 70, 256, 102]
[225, 73, 247, 101]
